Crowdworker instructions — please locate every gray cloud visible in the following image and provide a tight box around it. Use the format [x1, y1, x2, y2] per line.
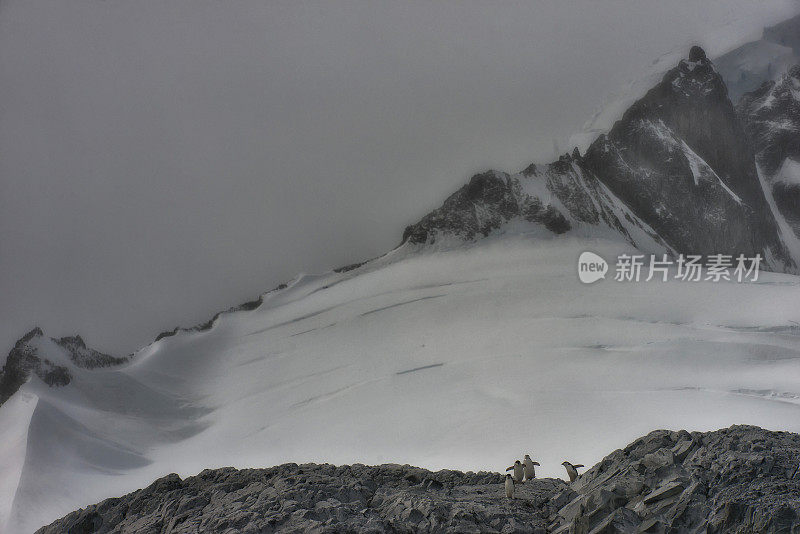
[1, 0, 797, 355]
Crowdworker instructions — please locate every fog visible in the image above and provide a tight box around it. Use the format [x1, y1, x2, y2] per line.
[1, 0, 797, 356]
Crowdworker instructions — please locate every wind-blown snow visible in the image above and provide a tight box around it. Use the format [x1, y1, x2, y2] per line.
[0, 392, 37, 531]
[775, 157, 800, 187]
[757, 164, 800, 268]
[637, 119, 743, 204]
[4, 236, 800, 532]
[679, 140, 743, 204]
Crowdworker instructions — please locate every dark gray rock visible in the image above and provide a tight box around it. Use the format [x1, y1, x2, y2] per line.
[584, 47, 791, 266]
[549, 425, 800, 534]
[39, 427, 800, 534]
[0, 328, 126, 406]
[401, 157, 669, 254]
[38, 464, 567, 534]
[739, 64, 800, 237]
[401, 169, 571, 246]
[688, 46, 707, 63]
[402, 47, 797, 270]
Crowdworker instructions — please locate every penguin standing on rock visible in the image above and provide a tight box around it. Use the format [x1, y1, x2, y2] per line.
[506, 460, 524, 484]
[505, 474, 515, 499]
[561, 461, 584, 483]
[523, 455, 540, 481]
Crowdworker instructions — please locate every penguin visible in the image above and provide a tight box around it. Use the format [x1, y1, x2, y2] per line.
[505, 473, 515, 499]
[561, 461, 584, 483]
[523, 454, 540, 481]
[506, 460, 524, 484]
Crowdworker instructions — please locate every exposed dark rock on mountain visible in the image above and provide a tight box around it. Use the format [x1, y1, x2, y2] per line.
[403, 47, 798, 271]
[739, 65, 800, 236]
[739, 65, 800, 176]
[38, 426, 800, 534]
[0, 328, 125, 406]
[585, 47, 789, 263]
[401, 170, 571, 245]
[402, 159, 670, 253]
[150, 282, 291, 344]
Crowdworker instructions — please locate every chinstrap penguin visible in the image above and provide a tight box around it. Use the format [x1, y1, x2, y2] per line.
[505, 473, 515, 499]
[561, 461, 584, 482]
[506, 460, 524, 483]
[523, 454, 540, 481]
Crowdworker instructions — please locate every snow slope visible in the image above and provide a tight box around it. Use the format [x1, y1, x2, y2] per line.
[5, 235, 800, 532]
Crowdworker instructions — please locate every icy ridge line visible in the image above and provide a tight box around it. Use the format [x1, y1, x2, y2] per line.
[5, 42, 800, 407]
[404, 45, 800, 274]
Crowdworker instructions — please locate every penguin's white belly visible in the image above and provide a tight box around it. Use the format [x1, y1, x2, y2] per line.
[505, 478, 514, 499]
[524, 464, 535, 480]
[514, 464, 524, 482]
[566, 466, 578, 482]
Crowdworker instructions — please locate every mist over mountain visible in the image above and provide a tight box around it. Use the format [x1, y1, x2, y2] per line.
[4, 6, 800, 534]
[2, 0, 799, 358]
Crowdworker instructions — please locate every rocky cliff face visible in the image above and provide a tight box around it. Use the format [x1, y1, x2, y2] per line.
[549, 425, 800, 534]
[402, 156, 671, 254]
[401, 169, 571, 245]
[739, 65, 800, 236]
[0, 328, 125, 405]
[37, 426, 800, 534]
[404, 47, 799, 271]
[585, 46, 788, 264]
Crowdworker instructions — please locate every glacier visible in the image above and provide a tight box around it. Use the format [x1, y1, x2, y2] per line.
[4, 236, 800, 532]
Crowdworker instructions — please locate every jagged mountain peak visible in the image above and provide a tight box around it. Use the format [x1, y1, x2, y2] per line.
[688, 44, 707, 62]
[661, 45, 729, 102]
[402, 47, 796, 270]
[17, 327, 44, 344]
[585, 48, 794, 267]
[0, 328, 125, 406]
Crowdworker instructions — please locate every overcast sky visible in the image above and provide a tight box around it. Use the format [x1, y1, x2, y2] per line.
[1, 0, 798, 356]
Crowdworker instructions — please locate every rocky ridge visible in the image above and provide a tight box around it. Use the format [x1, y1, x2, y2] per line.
[38, 426, 800, 533]
[404, 46, 798, 271]
[739, 65, 800, 236]
[0, 327, 125, 405]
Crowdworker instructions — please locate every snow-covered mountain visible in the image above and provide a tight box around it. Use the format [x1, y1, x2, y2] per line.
[5, 237, 800, 533]
[405, 46, 800, 271]
[571, 14, 800, 153]
[5, 32, 800, 534]
[739, 65, 800, 241]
